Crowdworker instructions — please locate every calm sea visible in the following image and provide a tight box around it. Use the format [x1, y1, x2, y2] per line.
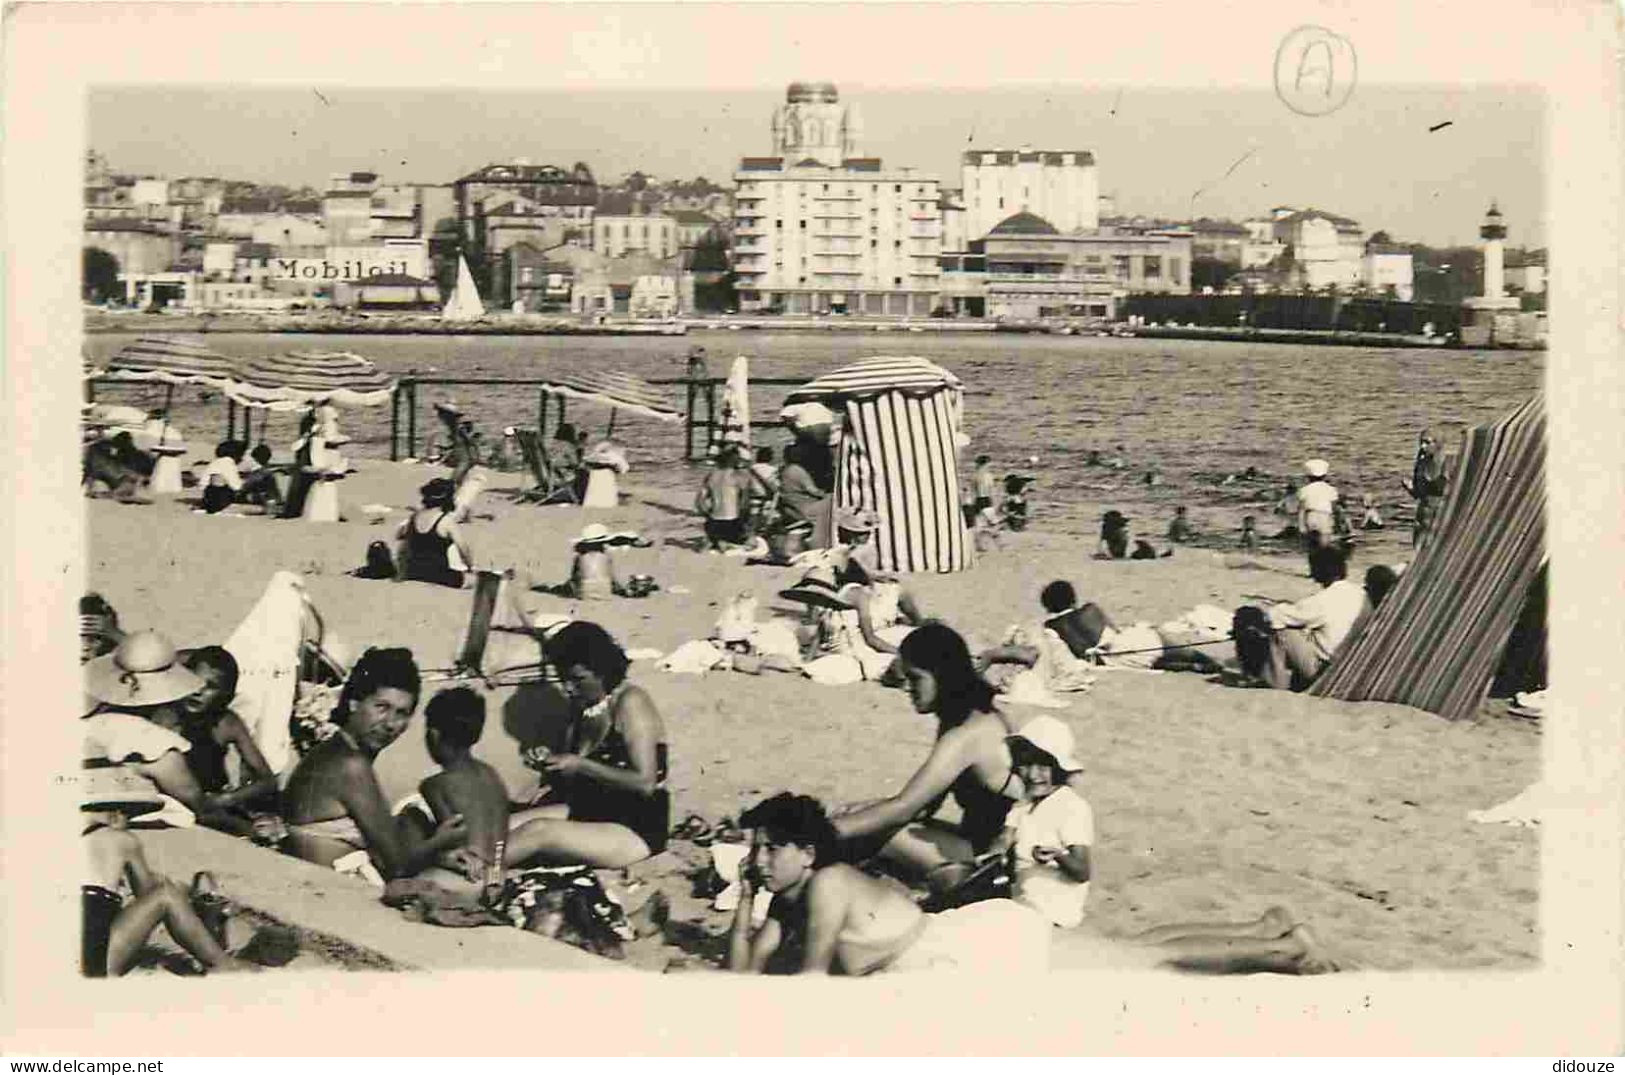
[84, 330, 1543, 556]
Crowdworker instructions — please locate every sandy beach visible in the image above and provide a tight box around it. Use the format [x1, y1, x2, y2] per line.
[83, 454, 1539, 974]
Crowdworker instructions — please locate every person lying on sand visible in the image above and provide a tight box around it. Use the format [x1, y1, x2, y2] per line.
[394, 478, 476, 589]
[81, 777, 256, 977]
[728, 793, 1338, 976]
[976, 580, 1110, 696]
[280, 647, 468, 881]
[508, 622, 672, 869]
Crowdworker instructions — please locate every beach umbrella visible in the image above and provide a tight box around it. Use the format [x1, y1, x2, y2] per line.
[538, 369, 680, 424]
[100, 335, 242, 443]
[101, 335, 240, 389]
[783, 355, 963, 402]
[229, 349, 397, 408]
[709, 354, 751, 456]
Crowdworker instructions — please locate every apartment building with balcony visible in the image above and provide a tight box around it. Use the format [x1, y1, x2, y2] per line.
[732, 82, 942, 316]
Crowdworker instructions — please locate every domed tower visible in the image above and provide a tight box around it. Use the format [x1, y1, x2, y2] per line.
[772, 81, 859, 166]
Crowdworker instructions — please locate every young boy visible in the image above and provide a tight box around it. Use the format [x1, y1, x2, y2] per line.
[696, 445, 763, 552]
[1239, 514, 1260, 551]
[999, 473, 1034, 532]
[968, 455, 1001, 551]
[989, 716, 1094, 929]
[1166, 505, 1195, 543]
[81, 771, 253, 977]
[417, 687, 513, 896]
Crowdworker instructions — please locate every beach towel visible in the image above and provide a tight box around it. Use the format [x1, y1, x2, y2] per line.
[1091, 623, 1164, 670]
[223, 572, 310, 776]
[884, 899, 1051, 975]
[660, 639, 727, 675]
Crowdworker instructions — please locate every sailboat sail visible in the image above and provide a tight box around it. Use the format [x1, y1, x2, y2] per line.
[443, 255, 486, 322]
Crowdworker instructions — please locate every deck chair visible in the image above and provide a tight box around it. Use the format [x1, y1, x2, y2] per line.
[443, 570, 561, 685]
[514, 427, 580, 505]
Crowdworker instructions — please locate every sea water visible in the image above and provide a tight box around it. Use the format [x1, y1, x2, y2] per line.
[84, 330, 1543, 556]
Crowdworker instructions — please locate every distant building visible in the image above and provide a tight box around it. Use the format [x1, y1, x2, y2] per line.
[1187, 218, 1251, 265]
[455, 161, 598, 299]
[733, 81, 942, 316]
[593, 213, 678, 259]
[938, 211, 1192, 319]
[83, 218, 180, 276]
[959, 147, 1099, 239]
[1269, 207, 1365, 290]
[214, 211, 328, 247]
[1360, 241, 1415, 301]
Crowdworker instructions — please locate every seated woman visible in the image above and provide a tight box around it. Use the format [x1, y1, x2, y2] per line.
[279, 647, 467, 881]
[81, 771, 253, 977]
[729, 793, 1341, 976]
[160, 647, 279, 835]
[565, 523, 626, 600]
[1097, 510, 1132, 559]
[237, 444, 285, 512]
[200, 440, 246, 514]
[82, 630, 240, 831]
[790, 509, 923, 677]
[1232, 545, 1370, 691]
[829, 624, 1063, 893]
[394, 477, 475, 589]
[508, 622, 671, 869]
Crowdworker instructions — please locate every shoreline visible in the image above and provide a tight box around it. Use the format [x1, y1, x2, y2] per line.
[81, 311, 1539, 348]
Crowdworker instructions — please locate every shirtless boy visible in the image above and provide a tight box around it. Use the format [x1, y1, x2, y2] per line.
[416, 687, 512, 894]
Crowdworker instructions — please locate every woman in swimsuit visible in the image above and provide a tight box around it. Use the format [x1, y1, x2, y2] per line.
[394, 477, 474, 589]
[508, 621, 672, 869]
[729, 794, 1341, 976]
[280, 647, 468, 879]
[830, 623, 1065, 894]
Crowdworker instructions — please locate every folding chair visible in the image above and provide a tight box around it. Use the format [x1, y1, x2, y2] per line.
[513, 428, 580, 505]
[444, 570, 559, 686]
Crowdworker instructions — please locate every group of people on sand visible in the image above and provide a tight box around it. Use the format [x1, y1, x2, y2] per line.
[79, 592, 677, 972]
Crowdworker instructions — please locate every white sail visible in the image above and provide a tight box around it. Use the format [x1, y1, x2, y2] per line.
[442, 255, 486, 322]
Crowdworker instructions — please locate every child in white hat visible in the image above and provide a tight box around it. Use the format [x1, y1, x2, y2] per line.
[988, 716, 1095, 929]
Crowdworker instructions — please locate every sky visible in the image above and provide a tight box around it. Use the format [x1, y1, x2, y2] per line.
[88, 83, 1544, 249]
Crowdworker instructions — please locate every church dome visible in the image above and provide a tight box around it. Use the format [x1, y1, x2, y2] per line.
[989, 210, 1059, 236]
[787, 80, 839, 103]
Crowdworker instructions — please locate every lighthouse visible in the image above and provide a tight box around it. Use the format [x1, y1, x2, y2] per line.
[1479, 201, 1508, 301]
[1461, 200, 1524, 346]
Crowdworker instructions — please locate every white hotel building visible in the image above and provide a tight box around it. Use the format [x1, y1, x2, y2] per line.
[732, 82, 942, 316]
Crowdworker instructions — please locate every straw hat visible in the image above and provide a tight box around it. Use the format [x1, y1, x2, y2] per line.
[1304, 458, 1330, 478]
[778, 565, 853, 610]
[83, 630, 204, 708]
[835, 506, 879, 534]
[78, 765, 166, 818]
[1007, 715, 1083, 772]
[575, 522, 614, 547]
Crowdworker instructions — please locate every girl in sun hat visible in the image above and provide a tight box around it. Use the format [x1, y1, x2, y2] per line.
[986, 716, 1095, 928]
[81, 630, 212, 827]
[569, 522, 623, 600]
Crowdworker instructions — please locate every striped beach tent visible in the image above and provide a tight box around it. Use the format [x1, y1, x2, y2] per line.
[785, 356, 970, 574]
[102, 335, 238, 388]
[231, 350, 397, 408]
[1310, 395, 1546, 720]
[540, 369, 679, 423]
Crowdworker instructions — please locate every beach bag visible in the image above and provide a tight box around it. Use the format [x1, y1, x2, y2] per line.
[919, 854, 1013, 914]
[354, 541, 396, 580]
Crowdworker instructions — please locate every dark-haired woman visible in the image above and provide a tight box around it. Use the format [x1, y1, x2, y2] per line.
[507, 621, 672, 869]
[281, 647, 467, 880]
[831, 623, 1062, 893]
[394, 477, 474, 588]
